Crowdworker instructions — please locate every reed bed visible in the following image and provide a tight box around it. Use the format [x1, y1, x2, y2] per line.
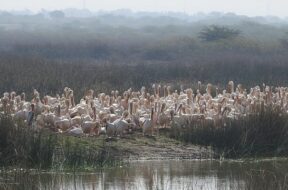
[0, 114, 120, 170]
[169, 108, 288, 158]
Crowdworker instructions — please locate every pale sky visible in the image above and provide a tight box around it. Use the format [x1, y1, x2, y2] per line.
[1, 0, 287, 17]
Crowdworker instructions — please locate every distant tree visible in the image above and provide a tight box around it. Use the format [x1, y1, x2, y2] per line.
[199, 25, 240, 42]
[49, 10, 65, 19]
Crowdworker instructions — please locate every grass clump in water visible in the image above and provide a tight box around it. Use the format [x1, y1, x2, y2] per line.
[0, 114, 121, 170]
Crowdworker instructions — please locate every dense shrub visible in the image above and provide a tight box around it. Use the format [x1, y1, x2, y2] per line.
[0, 114, 57, 168]
[199, 25, 240, 41]
[170, 109, 288, 158]
[0, 114, 119, 169]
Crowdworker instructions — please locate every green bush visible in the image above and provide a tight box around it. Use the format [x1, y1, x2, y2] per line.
[199, 25, 240, 41]
[170, 108, 288, 158]
[0, 114, 58, 168]
[0, 114, 119, 169]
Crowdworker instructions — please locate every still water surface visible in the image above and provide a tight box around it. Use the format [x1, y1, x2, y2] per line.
[1, 159, 288, 190]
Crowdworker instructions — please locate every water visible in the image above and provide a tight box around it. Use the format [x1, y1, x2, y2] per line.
[1, 159, 288, 190]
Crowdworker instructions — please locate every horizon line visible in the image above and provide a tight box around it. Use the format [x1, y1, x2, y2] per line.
[1, 8, 288, 19]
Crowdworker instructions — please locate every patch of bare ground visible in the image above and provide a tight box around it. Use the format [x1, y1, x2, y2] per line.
[103, 131, 214, 161]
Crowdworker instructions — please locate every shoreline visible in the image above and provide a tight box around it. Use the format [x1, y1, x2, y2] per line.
[100, 132, 214, 162]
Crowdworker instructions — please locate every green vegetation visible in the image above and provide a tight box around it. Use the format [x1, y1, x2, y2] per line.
[0, 114, 121, 170]
[199, 25, 240, 41]
[169, 108, 288, 158]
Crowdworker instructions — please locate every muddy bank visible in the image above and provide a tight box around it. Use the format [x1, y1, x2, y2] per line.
[102, 133, 214, 161]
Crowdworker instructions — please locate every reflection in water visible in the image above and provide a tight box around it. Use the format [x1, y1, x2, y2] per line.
[1, 159, 288, 190]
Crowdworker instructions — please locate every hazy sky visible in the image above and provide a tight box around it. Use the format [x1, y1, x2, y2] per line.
[1, 0, 287, 17]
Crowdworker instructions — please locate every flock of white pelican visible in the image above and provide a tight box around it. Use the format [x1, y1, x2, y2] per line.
[1, 81, 288, 137]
